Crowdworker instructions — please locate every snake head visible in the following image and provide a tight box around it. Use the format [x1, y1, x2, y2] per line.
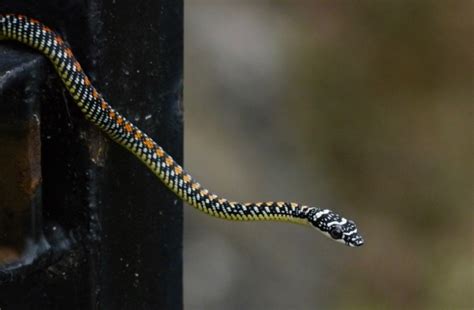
[307, 208, 364, 247]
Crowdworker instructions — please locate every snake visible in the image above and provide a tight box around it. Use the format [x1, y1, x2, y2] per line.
[0, 14, 364, 247]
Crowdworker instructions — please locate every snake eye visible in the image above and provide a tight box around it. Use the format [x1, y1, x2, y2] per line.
[329, 226, 343, 239]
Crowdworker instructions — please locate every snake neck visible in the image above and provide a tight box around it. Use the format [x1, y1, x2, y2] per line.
[173, 188, 316, 226]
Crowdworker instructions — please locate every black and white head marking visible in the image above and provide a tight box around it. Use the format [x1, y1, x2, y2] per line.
[307, 208, 364, 247]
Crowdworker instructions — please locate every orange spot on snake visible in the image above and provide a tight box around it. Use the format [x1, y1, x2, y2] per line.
[144, 138, 154, 149]
[101, 101, 108, 110]
[65, 48, 74, 57]
[117, 116, 124, 125]
[55, 35, 64, 44]
[134, 131, 143, 140]
[174, 166, 182, 175]
[165, 157, 173, 166]
[124, 123, 133, 133]
[109, 110, 116, 119]
[73, 60, 82, 71]
[156, 148, 164, 157]
[183, 174, 191, 183]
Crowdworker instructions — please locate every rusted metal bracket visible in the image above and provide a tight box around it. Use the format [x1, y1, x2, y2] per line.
[0, 0, 183, 308]
[0, 47, 47, 270]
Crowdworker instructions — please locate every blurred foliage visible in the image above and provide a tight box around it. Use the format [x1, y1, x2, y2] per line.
[185, 1, 473, 309]
[283, 2, 473, 308]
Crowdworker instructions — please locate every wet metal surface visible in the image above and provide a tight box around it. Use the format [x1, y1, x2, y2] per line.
[0, 0, 183, 309]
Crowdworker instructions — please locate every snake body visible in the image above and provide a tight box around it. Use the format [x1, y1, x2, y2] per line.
[0, 14, 363, 247]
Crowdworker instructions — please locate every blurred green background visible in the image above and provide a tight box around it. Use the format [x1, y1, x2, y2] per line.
[183, 1, 472, 309]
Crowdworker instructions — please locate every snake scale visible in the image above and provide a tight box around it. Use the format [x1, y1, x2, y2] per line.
[0, 14, 363, 247]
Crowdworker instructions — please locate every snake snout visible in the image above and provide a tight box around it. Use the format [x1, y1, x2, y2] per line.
[346, 233, 364, 247]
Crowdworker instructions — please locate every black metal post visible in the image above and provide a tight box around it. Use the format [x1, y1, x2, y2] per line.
[0, 1, 183, 309]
